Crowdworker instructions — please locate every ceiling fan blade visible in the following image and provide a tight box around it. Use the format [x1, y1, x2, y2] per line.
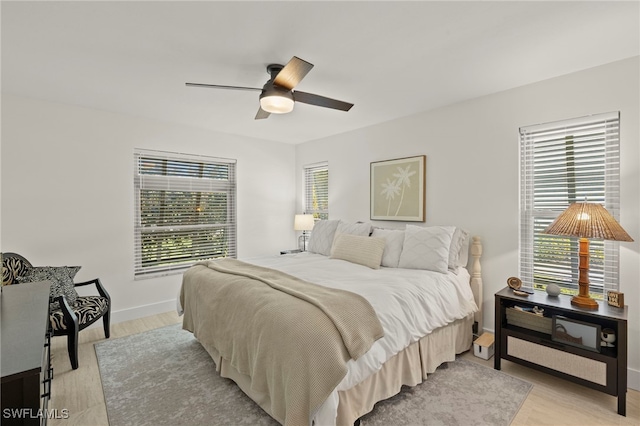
[273, 56, 314, 90]
[293, 91, 354, 112]
[185, 82, 262, 92]
[255, 107, 270, 120]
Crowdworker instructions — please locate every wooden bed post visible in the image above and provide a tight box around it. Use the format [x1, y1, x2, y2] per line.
[470, 236, 483, 335]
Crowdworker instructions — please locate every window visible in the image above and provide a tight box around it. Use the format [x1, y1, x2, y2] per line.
[134, 149, 237, 278]
[303, 162, 329, 220]
[519, 112, 621, 298]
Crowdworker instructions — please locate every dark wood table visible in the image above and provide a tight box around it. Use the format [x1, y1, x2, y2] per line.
[494, 286, 628, 416]
[1, 281, 52, 425]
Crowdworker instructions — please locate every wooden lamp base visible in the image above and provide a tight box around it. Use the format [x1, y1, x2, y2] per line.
[571, 293, 599, 309]
[571, 237, 599, 310]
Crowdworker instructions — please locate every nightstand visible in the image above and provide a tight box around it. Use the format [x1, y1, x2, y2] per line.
[494, 287, 628, 415]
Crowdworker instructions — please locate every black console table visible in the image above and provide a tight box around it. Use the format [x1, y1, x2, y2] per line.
[495, 286, 628, 416]
[1, 281, 53, 425]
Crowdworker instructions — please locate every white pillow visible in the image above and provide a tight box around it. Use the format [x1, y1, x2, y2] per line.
[307, 220, 340, 256]
[330, 234, 385, 269]
[371, 228, 404, 268]
[398, 225, 454, 273]
[448, 227, 470, 272]
[335, 221, 372, 237]
[457, 233, 470, 267]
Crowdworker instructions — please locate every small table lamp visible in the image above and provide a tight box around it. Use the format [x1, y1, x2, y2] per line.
[543, 202, 633, 309]
[294, 214, 315, 251]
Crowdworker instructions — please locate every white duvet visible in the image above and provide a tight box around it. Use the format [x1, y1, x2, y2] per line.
[241, 252, 478, 425]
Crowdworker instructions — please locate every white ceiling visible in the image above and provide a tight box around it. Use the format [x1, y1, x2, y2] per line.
[2, 1, 638, 144]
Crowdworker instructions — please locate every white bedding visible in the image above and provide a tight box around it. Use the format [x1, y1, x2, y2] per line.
[242, 252, 478, 424]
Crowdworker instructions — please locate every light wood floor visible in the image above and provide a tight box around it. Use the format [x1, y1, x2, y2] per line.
[49, 312, 639, 426]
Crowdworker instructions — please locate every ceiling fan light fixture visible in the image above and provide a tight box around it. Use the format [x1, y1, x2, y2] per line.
[187, 56, 353, 119]
[259, 90, 294, 114]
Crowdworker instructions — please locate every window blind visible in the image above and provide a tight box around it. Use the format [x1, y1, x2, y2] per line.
[519, 111, 621, 297]
[134, 149, 237, 279]
[304, 162, 329, 220]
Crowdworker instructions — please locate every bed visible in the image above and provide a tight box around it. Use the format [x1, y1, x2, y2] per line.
[179, 221, 483, 426]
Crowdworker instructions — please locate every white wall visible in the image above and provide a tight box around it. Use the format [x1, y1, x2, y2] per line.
[1, 94, 297, 321]
[296, 57, 640, 388]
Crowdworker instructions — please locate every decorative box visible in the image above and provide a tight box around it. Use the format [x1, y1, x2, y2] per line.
[473, 332, 495, 360]
[506, 307, 552, 335]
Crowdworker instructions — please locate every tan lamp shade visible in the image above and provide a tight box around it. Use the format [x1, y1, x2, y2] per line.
[543, 202, 633, 309]
[544, 202, 633, 242]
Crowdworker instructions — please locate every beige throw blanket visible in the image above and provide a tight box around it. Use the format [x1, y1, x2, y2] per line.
[181, 259, 384, 426]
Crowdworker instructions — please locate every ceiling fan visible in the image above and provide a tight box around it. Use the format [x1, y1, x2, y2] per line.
[186, 56, 354, 120]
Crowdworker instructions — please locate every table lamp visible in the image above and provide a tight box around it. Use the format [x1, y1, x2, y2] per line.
[543, 202, 633, 309]
[294, 214, 315, 251]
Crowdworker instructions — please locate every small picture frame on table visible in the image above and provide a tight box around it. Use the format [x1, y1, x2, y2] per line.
[552, 315, 601, 353]
[607, 290, 624, 308]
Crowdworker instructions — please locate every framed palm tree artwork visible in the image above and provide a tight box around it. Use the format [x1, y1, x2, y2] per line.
[370, 155, 426, 222]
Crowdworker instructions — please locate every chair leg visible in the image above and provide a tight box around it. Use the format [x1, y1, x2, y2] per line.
[67, 328, 79, 370]
[58, 295, 80, 370]
[103, 309, 111, 339]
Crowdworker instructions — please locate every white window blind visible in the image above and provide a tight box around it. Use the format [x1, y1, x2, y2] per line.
[519, 111, 621, 297]
[134, 149, 237, 279]
[304, 162, 329, 220]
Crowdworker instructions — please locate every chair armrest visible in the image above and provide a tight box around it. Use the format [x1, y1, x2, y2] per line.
[56, 295, 79, 329]
[74, 278, 110, 301]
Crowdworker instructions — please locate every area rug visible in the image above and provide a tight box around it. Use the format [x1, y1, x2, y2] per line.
[96, 324, 532, 426]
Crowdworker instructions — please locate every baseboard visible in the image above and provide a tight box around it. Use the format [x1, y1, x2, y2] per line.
[111, 299, 178, 324]
[80, 299, 178, 333]
[73, 299, 177, 331]
[628, 367, 640, 391]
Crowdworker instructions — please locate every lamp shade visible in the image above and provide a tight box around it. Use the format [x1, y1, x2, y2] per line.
[294, 214, 315, 231]
[543, 202, 633, 242]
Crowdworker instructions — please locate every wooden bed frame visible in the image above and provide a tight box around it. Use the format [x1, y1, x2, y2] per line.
[186, 236, 484, 425]
[470, 236, 484, 333]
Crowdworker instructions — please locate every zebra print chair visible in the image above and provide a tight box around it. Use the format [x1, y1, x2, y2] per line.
[1, 252, 111, 370]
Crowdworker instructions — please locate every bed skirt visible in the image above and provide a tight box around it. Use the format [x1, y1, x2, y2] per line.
[335, 315, 473, 425]
[196, 315, 473, 426]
